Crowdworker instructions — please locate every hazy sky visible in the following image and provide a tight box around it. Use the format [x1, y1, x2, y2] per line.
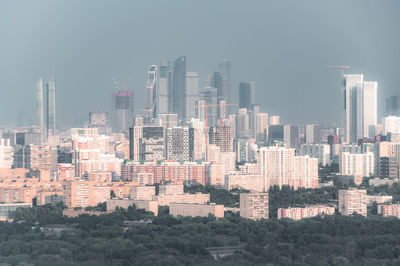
[1, 0, 399, 127]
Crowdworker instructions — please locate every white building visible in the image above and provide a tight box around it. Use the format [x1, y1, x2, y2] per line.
[0, 139, 13, 169]
[339, 152, 374, 178]
[344, 74, 377, 143]
[258, 146, 318, 189]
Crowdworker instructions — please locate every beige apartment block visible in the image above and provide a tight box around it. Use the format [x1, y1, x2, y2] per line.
[169, 203, 224, 218]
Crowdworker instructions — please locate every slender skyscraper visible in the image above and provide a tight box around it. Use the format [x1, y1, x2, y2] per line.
[186, 72, 199, 120]
[145, 65, 157, 121]
[36, 78, 45, 136]
[172, 56, 187, 120]
[344, 74, 378, 143]
[157, 62, 170, 114]
[112, 90, 134, 133]
[239, 82, 256, 110]
[46, 77, 56, 137]
[218, 59, 231, 112]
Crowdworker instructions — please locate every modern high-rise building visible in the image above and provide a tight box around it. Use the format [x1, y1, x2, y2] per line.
[166, 127, 194, 161]
[36, 78, 45, 137]
[186, 72, 199, 120]
[239, 82, 256, 110]
[199, 87, 218, 126]
[255, 112, 269, 143]
[35, 76, 56, 138]
[145, 65, 157, 121]
[305, 124, 322, 144]
[248, 104, 260, 138]
[386, 95, 400, 116]
[338, 189, 367, 217]
[172, 56, 187, 120]
[111, 90, 134, 133]
[208, 126, 232, 152]
[344, 74, 378, 143]
[237, 108, 250, 138]
[284, 125, 300, 150]
[217, 59, 231, 113]
[157, 61, 171, 114]
[142, 127, 164, 161]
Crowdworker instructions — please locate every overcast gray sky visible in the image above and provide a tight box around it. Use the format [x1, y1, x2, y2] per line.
[1, 0, 399, 127]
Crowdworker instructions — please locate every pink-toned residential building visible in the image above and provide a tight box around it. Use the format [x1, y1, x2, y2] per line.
[377, 204, 400, 218]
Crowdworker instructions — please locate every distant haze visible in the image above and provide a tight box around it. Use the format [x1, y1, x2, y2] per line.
[1, 0, 399, 127]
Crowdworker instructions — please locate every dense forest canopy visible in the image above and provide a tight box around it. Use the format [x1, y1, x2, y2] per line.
[1, 183, 400, 265]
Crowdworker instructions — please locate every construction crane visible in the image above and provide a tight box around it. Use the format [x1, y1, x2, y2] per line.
[196, 102, 238, 144]
[327, 65, 350, 140]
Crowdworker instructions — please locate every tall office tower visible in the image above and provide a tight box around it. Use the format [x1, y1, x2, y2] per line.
[157, 62, 171, 114]
[36, 78, 45, 137]
[284, 125, 300, 150]
[166, 127, 194, 161]
[172, 56, 187, 120]
[344, 74, 378, 143]
[111, 90, 134, 133]
[256, 112, 269, 143]
[338, 189, 367, 217]
[239, 82, 256, 110]
[209, 71, 224, 119]
[208, 126, 232, 152]
[269, 115, 280, 125]
[237, 108, 250, 138]
[186, 72, 199, 120]
[386, 95, 400, 116]
[144, 65, 157, 121]
[139, 126, 165, 161]
[199, 87, 218, 126]
[305, 124, 322, 144]
[218, 59, 232, 113]
[46, 77, 56, 137]
[196, 100, 207, 122]
[240, 192, 269, 220]
[268, 125, 284, 145]
[89, 112, 110, 135]
[157, 113, 178, 129]
[248, 104, 260, 138]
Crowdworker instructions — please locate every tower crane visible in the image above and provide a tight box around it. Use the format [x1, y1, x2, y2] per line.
[195, 102, 238, 144]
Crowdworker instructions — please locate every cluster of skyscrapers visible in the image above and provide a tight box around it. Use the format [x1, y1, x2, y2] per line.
[1, 58, 400, 221]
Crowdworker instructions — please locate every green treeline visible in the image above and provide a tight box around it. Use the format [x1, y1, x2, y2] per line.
[1, 184, 400, 265]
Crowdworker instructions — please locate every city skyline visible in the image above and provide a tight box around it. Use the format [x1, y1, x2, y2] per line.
[1, 0, 400, 126]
